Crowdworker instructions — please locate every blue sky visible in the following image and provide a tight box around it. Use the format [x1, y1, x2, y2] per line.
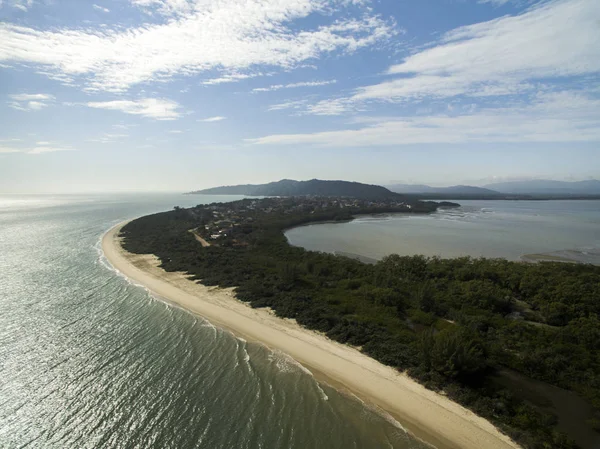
[0, 0, 598, 193]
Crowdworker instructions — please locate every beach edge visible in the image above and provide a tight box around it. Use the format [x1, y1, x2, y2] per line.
[102, 220, 520, 449]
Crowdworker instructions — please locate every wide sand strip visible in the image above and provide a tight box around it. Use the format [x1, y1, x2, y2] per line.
[102, 221, 519, 449]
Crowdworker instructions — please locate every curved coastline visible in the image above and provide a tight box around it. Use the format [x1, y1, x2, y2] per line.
[102, 220, 519, 449]
[284, 209, 599, 266]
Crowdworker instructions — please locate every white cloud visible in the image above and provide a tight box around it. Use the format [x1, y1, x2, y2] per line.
[308, 0, 600, 114]
[93, 4, 110, 13]
[26, 101, 47, 110]
[249, 90, 600, 146]
[198, 116, 225, 122]
[0, 146, 21, 153]
[200, 73, 257, 86]
[8, 93, 55, 110]
[10, 93, 53, 101]
[168, 129, 183, 133]
[9, 102, 27, 111]
[0, 0, 395, 92]
[0, 142, 75, 154]
[307, 98, 359, 115]
[253, 79, 337, 92]
[388, 0, 599, 78]
[4, 0, 34, 12]
[86, 98, 182, 120]
[267, 99, 308, 111]
[272, 96, 359, 115]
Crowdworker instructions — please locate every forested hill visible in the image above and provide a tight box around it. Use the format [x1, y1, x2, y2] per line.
[189, 179, 401, 199]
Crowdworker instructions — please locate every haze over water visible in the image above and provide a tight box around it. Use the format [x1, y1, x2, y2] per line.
[286, 200, 600, 265]
[0, 194, 427, 449]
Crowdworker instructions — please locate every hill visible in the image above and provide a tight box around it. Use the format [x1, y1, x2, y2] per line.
[385, 183, 437, 194]
[190, 179, 401, 199]
[484, 179, 600, 195]
[387, 183, 503, 196]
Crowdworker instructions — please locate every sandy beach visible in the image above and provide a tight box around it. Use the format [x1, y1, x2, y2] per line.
[102, 221, 520, 449]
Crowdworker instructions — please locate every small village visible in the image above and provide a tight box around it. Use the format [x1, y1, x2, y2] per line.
[187, 196, 416, 246]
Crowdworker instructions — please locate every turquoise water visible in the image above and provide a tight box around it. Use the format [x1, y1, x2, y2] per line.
[0, 194, 428, 449]
[285, 200, 600, 264]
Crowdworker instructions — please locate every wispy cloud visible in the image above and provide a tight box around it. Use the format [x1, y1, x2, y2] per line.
[112, 123, 137, 130]
[307, 98, 360, 115]
[28, 146, 74, 154]
[0, 142, 76, 154]
[478, 0, 530, 6]
[92, 4, 110, 13]
[86, 98, 182, 120]
[87, 133, 128, 144]
[198, 116, 226, 122]
[10, 93, 53, 101]
[4, 0, 35, 12]
[200, 73, 257, 86]
[267, 99, 309, 111]
[269, 97, 357, 115]
[130, 0, 194, 16]
[253, 80, 337, 92]
[0, 0, 395, 92]
[249, 90, 600, 146]
[0, 146, 21, 153]
[477, 0, 512, 5]
[307, 0, 600, 114]
[8, 93, 55, 111]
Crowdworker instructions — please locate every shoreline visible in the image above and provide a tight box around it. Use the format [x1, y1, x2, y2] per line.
[285, 218, 595, 266]
[102, 221, 519, 449]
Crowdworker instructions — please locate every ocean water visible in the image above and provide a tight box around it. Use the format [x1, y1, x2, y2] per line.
[0, 194, 428, 449]
[285, 200, 600, 264]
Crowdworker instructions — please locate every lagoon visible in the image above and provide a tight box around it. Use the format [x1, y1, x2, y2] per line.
[285, 200, 600, 264]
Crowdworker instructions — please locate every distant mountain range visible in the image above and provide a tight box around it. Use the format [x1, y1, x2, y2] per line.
[189, 179, 401, 199]
[387, 184, 504, 196]
[482, 179, 600, 195]
[191, 179, 600, 200]
[387, 180, 600, 197]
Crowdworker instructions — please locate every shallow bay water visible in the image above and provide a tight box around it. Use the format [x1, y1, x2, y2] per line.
[0, 194, 428, 449]
[286, 200, 600, 264]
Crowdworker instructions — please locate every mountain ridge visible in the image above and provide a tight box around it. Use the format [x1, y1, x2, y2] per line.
[189, 179, 402, 199]
[386, 179, 600, 197]
[190, 179, 600, 199]
[483, 179, 600, 195]
[386, 184, 503, 196]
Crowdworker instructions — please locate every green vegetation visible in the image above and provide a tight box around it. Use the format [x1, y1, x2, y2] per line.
[121, 197, 600, 449]
[189, 178, 404, 199]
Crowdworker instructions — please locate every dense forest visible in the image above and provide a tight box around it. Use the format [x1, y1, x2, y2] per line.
[121, 198, 600, 449]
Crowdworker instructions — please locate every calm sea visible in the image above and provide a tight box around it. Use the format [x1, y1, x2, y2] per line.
[0, 194, 427, 449]
[285, 200, 600, 264]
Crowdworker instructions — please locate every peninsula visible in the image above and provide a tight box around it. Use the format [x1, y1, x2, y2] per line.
[106, 192, 599, 449]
